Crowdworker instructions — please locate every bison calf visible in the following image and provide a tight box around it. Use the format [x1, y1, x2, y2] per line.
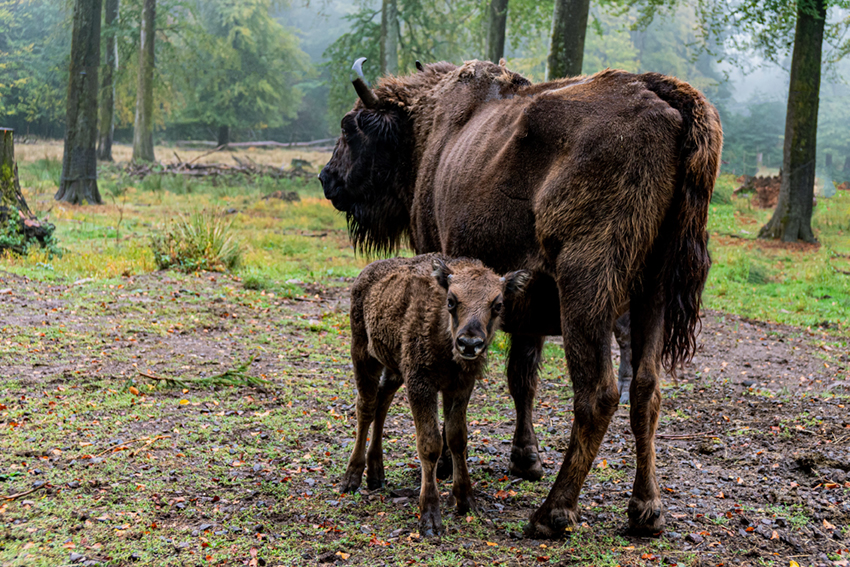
[340, 253, 529, 537]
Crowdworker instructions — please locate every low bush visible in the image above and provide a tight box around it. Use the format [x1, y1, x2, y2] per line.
[150, 210, 242, 272]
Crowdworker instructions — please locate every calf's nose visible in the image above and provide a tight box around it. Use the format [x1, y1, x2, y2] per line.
[456, 335, 485, 358]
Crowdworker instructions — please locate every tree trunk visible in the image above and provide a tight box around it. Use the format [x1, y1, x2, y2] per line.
[132, 0, 155, 162]
[2, 129, 55, 251]
[758, 0, 825, 243]
[97, 0, 118, 161]
[487, 0, 509, 64]
[56, 0, 103, 205]
[217, 125, 230, 147]
[546, 0, 591, 80]
[380, 0, 398, 75]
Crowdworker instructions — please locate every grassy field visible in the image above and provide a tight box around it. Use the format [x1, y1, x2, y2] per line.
[1, 143, 848, 567]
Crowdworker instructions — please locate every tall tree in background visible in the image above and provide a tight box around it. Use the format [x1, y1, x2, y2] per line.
[133, 0, 155, 162]
[56, 0, 103, 205]
[546, 0, 591, 79]
[97, 0, 119, 161]
[759, 0, 826, 243]
[176, 0, 309, 146]
[487, 0, 509, 63]
[380, 0, 399, 75]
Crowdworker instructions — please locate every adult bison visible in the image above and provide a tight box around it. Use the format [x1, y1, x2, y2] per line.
[320, 58, 722, 537]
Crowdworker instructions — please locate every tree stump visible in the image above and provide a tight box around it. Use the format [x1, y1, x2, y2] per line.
[0, 128, 56, 254]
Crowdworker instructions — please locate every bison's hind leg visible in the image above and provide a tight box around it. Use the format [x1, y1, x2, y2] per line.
[525, 305, 619, 538]
[340, 354, 384, 493]
[626, 284, 665, 536]
[365, 370, 403, 490]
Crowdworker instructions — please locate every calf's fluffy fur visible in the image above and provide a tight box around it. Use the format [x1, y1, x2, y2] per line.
[340, 254, 528, 536]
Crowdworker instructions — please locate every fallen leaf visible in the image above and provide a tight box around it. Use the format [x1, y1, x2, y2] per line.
[790, 561, 800, 567]
[179, 399, 189, 405]
[823, 519, 836, 530]
[129, 386, 140, 396]
[335, 551, 350, 560]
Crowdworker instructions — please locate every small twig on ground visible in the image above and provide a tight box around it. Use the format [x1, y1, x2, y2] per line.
[93, 435, 172, 458]
[2, 484, 47, 501]
[173, 150, 183, 164]
[656, 431, 717, 440]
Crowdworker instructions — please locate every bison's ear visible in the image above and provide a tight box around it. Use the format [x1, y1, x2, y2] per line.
[431, 257, 453, 290]
[502, 270, 531, 296]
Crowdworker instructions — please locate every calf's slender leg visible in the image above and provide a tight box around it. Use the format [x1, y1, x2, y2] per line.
[407, 380, 443, 537]
[365, 370, 403, 489]
[339, 331, 384, 493]
[507, 334, 545, 481]
[444, 383, 478, 515]
[524, 309, 619, 538]
[626, 289, 665, 534]
[615, 312, 633, 404]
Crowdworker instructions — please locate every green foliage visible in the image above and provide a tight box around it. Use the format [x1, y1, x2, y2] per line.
[718, 99, 786, 176]
[172, 0, 311, 133]
[150, 210, 242, 272]
[0, 0, 70, 137]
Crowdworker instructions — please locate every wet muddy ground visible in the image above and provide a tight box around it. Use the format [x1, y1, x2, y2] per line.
[0, 271, 848, 566]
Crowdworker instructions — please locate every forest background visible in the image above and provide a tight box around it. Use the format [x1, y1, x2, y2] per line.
[2, 0, 850, 184]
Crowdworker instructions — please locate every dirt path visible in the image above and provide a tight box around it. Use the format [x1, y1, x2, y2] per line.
[0, 272, 848, 566]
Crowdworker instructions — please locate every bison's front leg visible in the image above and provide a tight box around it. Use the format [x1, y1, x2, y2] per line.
[408, 381, 443, 537]
[444, 384, 479, 516]
[524, 316, 619, 538]
[507, 335, 545, 481]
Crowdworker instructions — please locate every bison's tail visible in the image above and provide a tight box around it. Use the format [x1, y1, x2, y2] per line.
[644, 74, 723, 373]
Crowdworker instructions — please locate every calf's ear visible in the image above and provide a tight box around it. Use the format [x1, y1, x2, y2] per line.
[431, 257, 452, 290]
[502, 270, 531, 296]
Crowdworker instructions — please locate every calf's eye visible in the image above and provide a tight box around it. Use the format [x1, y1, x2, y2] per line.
[492, 302, 503, 314]
[447, 296, 457, 311]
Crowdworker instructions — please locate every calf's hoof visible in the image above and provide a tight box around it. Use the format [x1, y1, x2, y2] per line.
[365, 477, 385, 490]
[508, 446, 544, 481]
[618, 389, 630, 405]
[338, 471, 362, 493]
[627, 497, 664, 536]
[523, 505, 578, 539]
[418, 509, 443, 538]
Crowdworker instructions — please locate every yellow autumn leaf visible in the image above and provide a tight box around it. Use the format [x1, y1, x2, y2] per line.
[129, 386, 140, 396]
[791, 560, 800, 567]
[179, 399, 189, 405]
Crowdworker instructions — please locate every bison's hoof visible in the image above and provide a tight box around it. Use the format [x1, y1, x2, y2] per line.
[453, 493, 479, 516]
[523, 506, 578, 539]
[618, 390, 630, 405]
[366, 477, 385, 490]
[508, 446, 544, 481]
[627, 497, 664, 536]
[419, 510, 443, 538]
[436, 454, 453, 481]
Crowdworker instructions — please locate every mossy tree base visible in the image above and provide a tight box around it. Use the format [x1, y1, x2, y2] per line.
[1, 128, 57, 254]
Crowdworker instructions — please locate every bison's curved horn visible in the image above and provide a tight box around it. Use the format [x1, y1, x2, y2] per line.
[415, 60, 424, 72]
[351, 57, 379, 109]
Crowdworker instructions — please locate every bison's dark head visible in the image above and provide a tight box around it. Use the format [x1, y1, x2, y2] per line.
[319, 58, 416, 256]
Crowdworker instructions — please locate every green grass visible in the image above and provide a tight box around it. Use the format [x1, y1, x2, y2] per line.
[704, 176, 850, 332]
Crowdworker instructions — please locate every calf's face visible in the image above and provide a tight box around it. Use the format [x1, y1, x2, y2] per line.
[432, 258, 530, 361]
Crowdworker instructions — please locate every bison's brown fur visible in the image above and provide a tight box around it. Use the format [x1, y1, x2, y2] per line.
[340, 253, 528, 536]
[321, 59, 723, 537]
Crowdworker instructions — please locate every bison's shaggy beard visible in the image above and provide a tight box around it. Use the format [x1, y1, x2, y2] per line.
[347, 194, 411, 257]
